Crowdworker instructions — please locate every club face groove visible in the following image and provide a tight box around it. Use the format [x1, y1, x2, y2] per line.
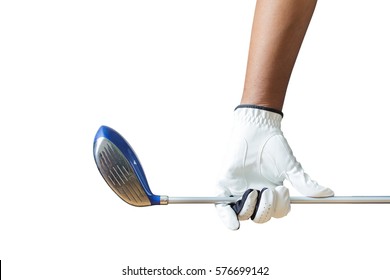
[93, 126, 161, 207]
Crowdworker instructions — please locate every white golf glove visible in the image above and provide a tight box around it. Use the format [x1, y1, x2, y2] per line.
[216, 105, 334, 230]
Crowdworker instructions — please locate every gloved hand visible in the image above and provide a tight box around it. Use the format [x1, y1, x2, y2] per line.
[216, 105, 334, 230]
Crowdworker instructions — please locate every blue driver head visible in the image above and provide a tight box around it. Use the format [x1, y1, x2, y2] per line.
[93, 126, 164, 206]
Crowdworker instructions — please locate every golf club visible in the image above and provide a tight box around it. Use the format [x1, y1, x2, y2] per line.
[93, 125, 390, 206]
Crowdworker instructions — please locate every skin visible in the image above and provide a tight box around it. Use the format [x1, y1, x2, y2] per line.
[241, 0, 318, 111]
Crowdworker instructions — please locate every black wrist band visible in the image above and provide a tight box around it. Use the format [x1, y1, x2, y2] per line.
[234, 104, 283, 117]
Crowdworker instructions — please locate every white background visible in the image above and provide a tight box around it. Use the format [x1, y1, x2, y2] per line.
[1, 0, 390, 279]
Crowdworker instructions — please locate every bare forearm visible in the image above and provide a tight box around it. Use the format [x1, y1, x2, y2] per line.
[241, 0, 317, 111]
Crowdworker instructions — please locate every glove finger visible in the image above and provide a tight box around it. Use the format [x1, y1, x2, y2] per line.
[273, 186, 291, 218]
[231, 189, 258, 221]
[251, 188, 274, 224]
[215, 204, 240, 230]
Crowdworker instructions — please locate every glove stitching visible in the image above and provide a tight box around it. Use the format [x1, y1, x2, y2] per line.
[259, 134, 284, 185]
[241, 138, 249, 192]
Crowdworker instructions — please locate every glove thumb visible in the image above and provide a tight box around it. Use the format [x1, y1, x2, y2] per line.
[263, 135, 334, 197]
[286, 162, 334, 197]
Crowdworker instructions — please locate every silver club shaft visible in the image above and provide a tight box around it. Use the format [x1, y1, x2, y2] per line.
[165, 196, 390, 204]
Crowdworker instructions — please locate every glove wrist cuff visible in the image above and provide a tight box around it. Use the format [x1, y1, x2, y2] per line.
[235, 104, 283, 117]
[234, 105, 283, 129]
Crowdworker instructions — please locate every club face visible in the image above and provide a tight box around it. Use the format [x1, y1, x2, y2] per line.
[93, 126, 161, 207]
